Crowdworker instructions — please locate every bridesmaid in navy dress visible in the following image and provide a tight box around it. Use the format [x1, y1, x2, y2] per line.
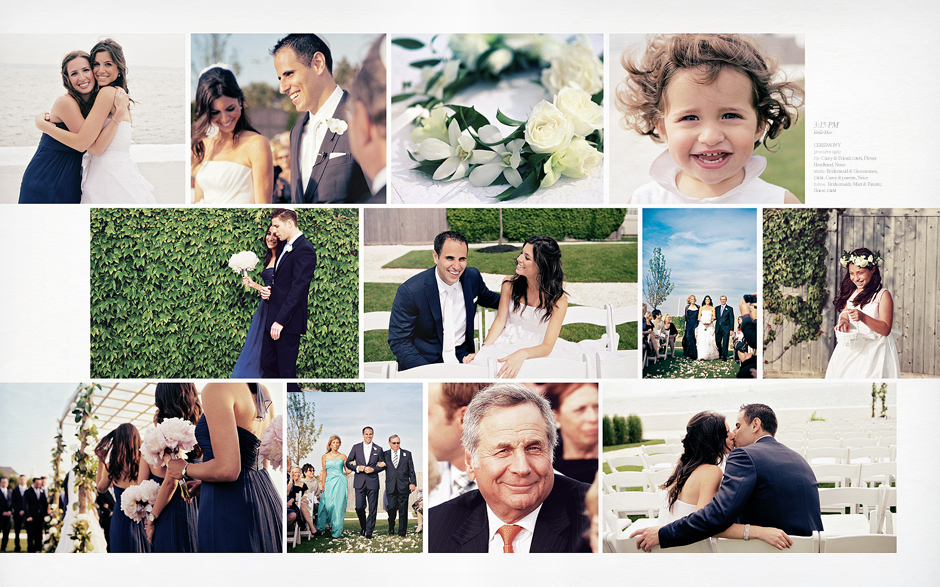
[232, 226, 282, 378]
[95, 423, 151, 553]
[138, 383, 201, 552]
[683, 294, 699, 360]
[166, 383, 282, 552]
[19, 50, 125, 203]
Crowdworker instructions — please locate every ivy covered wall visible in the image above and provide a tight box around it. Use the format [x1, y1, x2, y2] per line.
[90, 208, 358, 379]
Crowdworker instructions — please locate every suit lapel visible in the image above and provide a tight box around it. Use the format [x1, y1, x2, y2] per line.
[304, 91, 349, 203]
[424, 269, 444, 342]
[290, 112, 309, 204]
[530, 498, 571, 553]
[453, 496, 489, 552]
[460, 273, 476, 345]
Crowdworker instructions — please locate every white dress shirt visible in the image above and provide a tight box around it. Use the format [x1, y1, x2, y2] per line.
[370, 167, 387, 195]
[275, 231, 304, 272]
[486, 504, 543, 553]
[434, 270, 467, 351]
[300, 85, 344, 193]
[427, 461, 475, 508]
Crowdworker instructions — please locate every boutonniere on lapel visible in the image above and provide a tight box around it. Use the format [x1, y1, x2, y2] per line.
[326, 118, 347, 135]
[284, 242, 293, 253]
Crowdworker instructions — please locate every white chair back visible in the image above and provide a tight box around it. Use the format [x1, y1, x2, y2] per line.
[396, 362, 489, 380]
[820, 533, 896, 553]
[709, 532, 818, 553]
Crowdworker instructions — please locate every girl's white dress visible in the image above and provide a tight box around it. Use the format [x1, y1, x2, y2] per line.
[196, 160, 254, 205]
[825, 288, 901, 378]
[631, 151, 787, 205]
[81, 119, 156, 204]
[54, 478, 109, 554]
[468, 304, 618, 368]
[695, 309, 720, 360]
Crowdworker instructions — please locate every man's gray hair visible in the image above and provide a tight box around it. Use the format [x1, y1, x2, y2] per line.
[462, 383, 558, 467]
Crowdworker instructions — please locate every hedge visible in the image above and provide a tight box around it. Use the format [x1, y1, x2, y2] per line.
[90, 208, 358, 378]
[446, 209, 627, 242]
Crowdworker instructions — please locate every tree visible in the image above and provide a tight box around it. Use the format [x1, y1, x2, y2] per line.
[192, 34, 242, 79]
[644, 246, 674, 311]
[287, 393, 323, 466]
[333, 56, 357, 88]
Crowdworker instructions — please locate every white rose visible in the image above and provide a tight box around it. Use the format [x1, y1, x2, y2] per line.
[502, 34, 541, 59]
[553, 87, 603, 137]
[541, 43, 603, 96]
[485, 48, 513, 75]
[448, 34, 490, 68]
[856, 257, 868, 267]
[555, 137, 603, 178]
[525, 101, 574, 154]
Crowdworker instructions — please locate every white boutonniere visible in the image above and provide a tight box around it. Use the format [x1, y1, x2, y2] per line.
[285, 242, 293, 253]
[326, 118, 347, 135]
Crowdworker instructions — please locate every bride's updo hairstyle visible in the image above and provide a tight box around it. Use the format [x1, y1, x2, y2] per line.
[325, 434, 342, 453]
[95, 423, 141, 483]
[833, 247, 883, 314]
[510, 235, 567, 323]
[662, 411, 728, 511]
[155, 383, 203, 460]
[90, 38, 132, 101]
[61, 51, 96, 118]
[191, 67, 259, 165]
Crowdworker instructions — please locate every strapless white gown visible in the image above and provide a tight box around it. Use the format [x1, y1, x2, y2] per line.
[196, 160, 254, 205]
[54, 479, 108, 554]
[825, 288, 901, 378]
[469, 303, 618, 367]
[656, 494, 697, 524]
[695, 309, 719, 360]
[81, 119, 155, 204]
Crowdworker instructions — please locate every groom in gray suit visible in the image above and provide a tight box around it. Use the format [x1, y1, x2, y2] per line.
[272, 34, 370, 203]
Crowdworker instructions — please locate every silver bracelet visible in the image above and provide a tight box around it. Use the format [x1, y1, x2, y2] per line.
[744, 524, 750, 541]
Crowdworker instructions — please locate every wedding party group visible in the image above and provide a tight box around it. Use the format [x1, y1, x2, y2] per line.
[18, 38, 156, 204]
[48, 383, 283, 554]
[192, 33, 386, 205]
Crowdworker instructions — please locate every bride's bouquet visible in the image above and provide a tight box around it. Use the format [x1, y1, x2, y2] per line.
[140, 417, 198, 499]
[119, 479, 160, 523]
[259, 414, 283, 470]
[228, 251, 260, 288]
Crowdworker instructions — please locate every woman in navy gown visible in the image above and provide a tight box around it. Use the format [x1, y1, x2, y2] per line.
[166, 382, 281, 552]
[232, 226, 281, 378]
[95, 423, 151, 553]
[19, 50, 125, 203]
[139, 383, 201, 552]
[683, 294, 699, 360]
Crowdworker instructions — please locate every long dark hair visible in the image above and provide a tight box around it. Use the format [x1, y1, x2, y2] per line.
[509, 235, 567, 323]
[90, 38, 134, 105]
[663, 411, 728, 510]
[61, 51, 97, 119]
[263, 224, 279, 267]
[95, 423, 141, 483]
[191, 67, 259, 165]
[833, 247, 883, 315]
[702, 296, 713, 307]
[154, 383, 203, 460]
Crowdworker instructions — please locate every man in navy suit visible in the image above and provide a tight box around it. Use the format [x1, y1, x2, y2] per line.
[345, 427, 385, 538]
[388, 231, 501, 371]
[0, 477, 13, 552]
[383, 435, 417, 537]
[11, 474, 28, 552]
[272, 34, 370, 204]
[715, 295, 735, 360]
[24, 477, 48, 552]
[262, 208, 317, 380]
[631, 403, 824, 551]
[428, 384, 592, 553]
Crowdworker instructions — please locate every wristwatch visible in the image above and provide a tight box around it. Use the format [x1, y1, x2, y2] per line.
[181, 463, 188, 478]
[148, 513, 155, 522]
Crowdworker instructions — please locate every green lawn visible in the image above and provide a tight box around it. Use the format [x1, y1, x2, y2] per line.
[642, 315, 739, 378]
[383, 242, 638, 283]
[288, 517, 421, 553]
[364, 283, 637, 362]
[756, 112, 805, 202]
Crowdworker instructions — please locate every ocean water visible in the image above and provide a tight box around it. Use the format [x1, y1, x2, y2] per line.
[0, 64, 185, 147]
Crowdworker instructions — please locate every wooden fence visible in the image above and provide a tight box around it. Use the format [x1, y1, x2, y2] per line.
[764, 208, 939, 377]
[363, 208, 450, 245]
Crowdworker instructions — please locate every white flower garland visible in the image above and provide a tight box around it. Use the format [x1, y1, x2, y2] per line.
[393, 34, 604, 200]
[839, 250, 882, 268]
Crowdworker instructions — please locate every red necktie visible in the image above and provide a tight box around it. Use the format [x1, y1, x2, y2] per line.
[497, 524, 523, 553]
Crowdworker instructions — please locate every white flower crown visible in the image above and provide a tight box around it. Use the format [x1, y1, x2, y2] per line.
[840, 250, 883, 268]
[393, 34, 604, 201]
[198, 62, 233, 81]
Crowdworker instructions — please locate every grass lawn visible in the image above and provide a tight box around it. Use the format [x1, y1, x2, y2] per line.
[383, 242, 638, 283]
[642, 315, 739, 378]
[364, 283, 638, 362]
[288, 517, 421, 553]
[756, 112, 805, 202]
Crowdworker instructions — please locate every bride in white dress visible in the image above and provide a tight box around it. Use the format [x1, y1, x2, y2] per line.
[826, 248, 901, 378]
[54, 470, 108, 554]
[191, 66, 272, 205]
[35, 39, 155, 204]
[694, 296, 720, 360]
[466, 236, 617, 378]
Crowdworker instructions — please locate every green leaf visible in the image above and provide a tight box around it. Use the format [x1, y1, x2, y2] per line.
[391, 92, 416, 104]
[409, 58, 442, 68]
[496, 109, 525, 127]
[495, 170, 541, 201]
[392, 38, 425, 50]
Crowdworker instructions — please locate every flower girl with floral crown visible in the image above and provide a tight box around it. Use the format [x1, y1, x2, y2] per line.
[825, 248, 901, 378]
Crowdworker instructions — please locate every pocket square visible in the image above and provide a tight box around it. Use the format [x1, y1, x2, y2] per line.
[328, 152, 347, 160]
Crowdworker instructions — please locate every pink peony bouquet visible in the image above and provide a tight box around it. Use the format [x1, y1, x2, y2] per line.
[140, 417, 197, 499]
[120, 480, 160, 523]
[259, 414, 283, 470]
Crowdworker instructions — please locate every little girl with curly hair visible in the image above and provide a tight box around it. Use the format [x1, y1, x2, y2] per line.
[617, 34, 804, 204]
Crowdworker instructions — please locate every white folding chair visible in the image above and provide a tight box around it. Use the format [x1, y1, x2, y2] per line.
[842, 437, 879, 449]
[878, 435, 897, 447]
[508, 355, 591, 379]
[642, 453, 679, 471]
[709, 532, 819, 553]
[804, 447, 849, 465]
[360, 311, 397, 378]
[811, 463, 861, 488]
[603, 471, 652, 493]
[847, 446, 893, 464]
[563, 304, 617, 351]
[820, 533, 896, 553]
[596, 352, 638, 379]
[603, 490, 662, 522]
[858, 461, 897, 488]
[607, 534, 712, 553]
[605, 454, 646, 471]
[644, 469, 671, 492]
[641, 444, 673, 456]
[818, 487, 881, 535]
[362, 362, 392, 379]
[396, 362, 489, 380]
[806, 438, 842, 449]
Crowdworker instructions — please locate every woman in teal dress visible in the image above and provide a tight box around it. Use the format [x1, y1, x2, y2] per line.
[316, 434, 350, 538]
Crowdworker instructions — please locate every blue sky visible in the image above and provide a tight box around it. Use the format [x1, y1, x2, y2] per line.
[296, 383, 424, 474]
[190, 34, 381, 100]
[642, 208, 758, 316]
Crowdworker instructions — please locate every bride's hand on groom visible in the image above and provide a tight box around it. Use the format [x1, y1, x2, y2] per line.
[462, 353, 476, 364]
[753, 526, 792, 550]
[629, 526, 661, 552]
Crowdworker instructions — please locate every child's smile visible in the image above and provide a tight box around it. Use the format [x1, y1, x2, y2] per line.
[656, 68, 764, 198]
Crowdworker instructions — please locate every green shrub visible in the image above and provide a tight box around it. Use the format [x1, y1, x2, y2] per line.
[90, 208, 358, 378]
[626, 414, 643, 444]
[446, 209, 626, 243]
[612, 415, 629, 446]
[602, 415, 614, 447]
